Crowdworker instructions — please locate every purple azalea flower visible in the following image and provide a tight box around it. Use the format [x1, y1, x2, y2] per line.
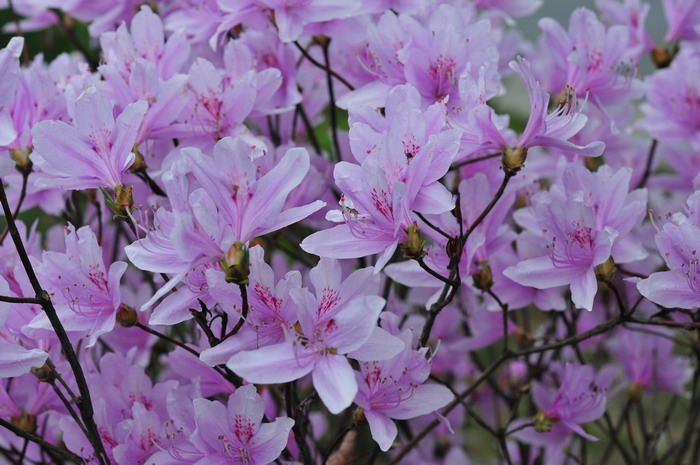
[199, 245, 301, 365]
[355, 328, 453, 451]
[639, 49, 700, 150]
[505, 162, 645, 311]
[228, 291, 401, 413]
[537, 7, 642, 107]
[608, 326, 692, 396]
[662, 0, 700, 42]
[30, 87, 147, 190]
[596, 0, 654, 61]
[127, 137, 324, 310]
[258, 0, 360, 43]
[301, 85, 458, 269]
[474, 0, 542, 17]
[189, 384, 293, 465]
[637, 192, 700, 309]
[0, 276, 47, 377]
[0, 37, 24, 150]
[504, 187, 616, 311]
[27, 225, 127, 347]
[456, 57, 605, 159]
[532, 363, 609, 441]
[100, 5, 191, 81]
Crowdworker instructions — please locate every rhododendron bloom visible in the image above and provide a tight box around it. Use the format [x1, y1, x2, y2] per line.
[229, 294, 398, 413]
[27, 225, 127, 347]
[532, 363, 609, 440]
[31, 87, 147, 189]
[355, 328, 453, 451]
[189, 385, 294, 465]
[1, 2, 700, 464]
[0, 37, 23, 148]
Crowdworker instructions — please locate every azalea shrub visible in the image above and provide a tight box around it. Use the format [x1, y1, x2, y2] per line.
[0, 1, 699, 464]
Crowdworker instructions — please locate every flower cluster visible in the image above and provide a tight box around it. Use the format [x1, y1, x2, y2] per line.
[0, 1, 699, 464]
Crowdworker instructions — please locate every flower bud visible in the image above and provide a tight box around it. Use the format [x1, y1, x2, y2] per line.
[628, 381, 644, 401]
[445, 237, 463, 260]
[502, 146, 527, 175]
[9, 147, 32, 172]
[129, 143, 147, 172]
[353, 407, 365, 424]
[595, 256, 616, 282]
[471, 259, 493, 291]
[224, 241, 250, 284]
[400, 222, 425, 259]
[651, 47, 673, 69]
[312, 34, 331, 48]
[533, 411, 554, 433]
[11, 412, 37, 434]
[116, 304, 138, 328]
[31, 362, 55, 383]
[102, 184, 135, 220]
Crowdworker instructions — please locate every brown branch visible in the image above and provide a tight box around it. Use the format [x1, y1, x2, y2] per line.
[0, 180, 110, 465]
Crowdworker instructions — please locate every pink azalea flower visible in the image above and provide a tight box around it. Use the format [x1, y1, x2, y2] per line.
[199, 245, 301, 365]
[127, 137, 324, 310]
[354, 328, 453, 451]
[639, 49, 700, 150]
[30, 87, 147, 190]
[27, 225, 127, 347]
[190, 384, 294, 465]
[532, 363, 609, 441]
[258, 0, 360, 43]
[0, 37, 24, 149]
[100, 5, 191, 81]
[637, 192, 700, 309]
[457, 57, 605, 160]
[596, 0, 654, 61]
[662, 0, 700, 42]
[228, 291, 401, 413]
[608, 326, 692, 396]
[302, 85, 458, 269]
[504, 187, 617, 311]
[537, 7, 642, 107]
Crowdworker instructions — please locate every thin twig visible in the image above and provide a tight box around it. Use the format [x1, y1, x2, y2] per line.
[450, 152, 501, 170]
[0, 417, 83, 464]
[0, 180, 109, 465]
[134, 322, 200, 358]
[294, 42, 355, 91]
[636, 139, 658, 189]
[321, 40, 341, 163]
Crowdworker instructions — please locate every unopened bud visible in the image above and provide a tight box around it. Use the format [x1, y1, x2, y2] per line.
[513, 328, 531, 344]
[129, 143, 147, 172]
[628, 381, 644, 401]
[353, 407, 365, 424]
[400, 222, 425, 259]
[471, 260, 493, 291]
[312, 34, 331, 48]
[584, 155, 604, 172]
[651, 47, 673, 69]
[224, 242, 250, 284]
[11, 412, 37, 434]
[502, 146, 527, 175]
[533, 411, 554, 433]
[102, 184, 135, 220]
[445, 237, 463, 260]
[116, 304, 138, 327]
[595, 256, 616, 282]
[9, 147, 32, 172]
[31, 362, 55, 383]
